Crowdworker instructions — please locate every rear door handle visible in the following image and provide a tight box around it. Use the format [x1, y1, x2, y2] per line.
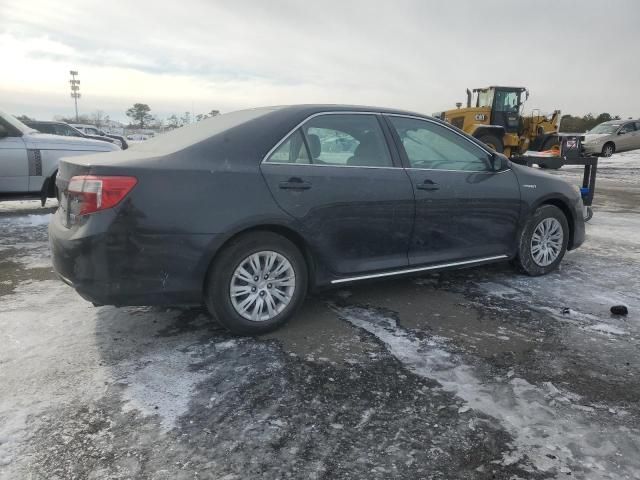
[279, 177, 312, 190]
[416, 179, 439, 191]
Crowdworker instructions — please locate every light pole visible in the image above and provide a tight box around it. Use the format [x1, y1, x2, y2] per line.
[69, 70, 81, 122]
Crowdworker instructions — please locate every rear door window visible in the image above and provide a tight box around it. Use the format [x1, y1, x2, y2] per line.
[388, 116, 492, 171]
[301, 114, 393, 167]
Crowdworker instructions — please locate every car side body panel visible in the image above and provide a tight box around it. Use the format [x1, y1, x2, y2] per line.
[509, 163, 585, 250]
[405, 167, 522, 264]
[0, 136, 28, 192]
[261, 162, 415, 275]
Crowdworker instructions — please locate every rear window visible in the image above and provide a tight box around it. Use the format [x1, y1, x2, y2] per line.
[128, 107, 281, 154]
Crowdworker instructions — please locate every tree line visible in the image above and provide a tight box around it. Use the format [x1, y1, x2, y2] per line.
[125, 103, 220, 129]
[559, 113, 623, 133]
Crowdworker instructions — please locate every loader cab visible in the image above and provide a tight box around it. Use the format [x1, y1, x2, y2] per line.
[473, 86, 527, 134]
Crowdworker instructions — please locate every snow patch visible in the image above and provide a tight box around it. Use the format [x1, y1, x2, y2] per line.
[335, 304, 640, 478]
[589, 323, 628, 336]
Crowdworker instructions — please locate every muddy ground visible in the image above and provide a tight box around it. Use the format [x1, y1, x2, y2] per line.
[1, 153, 639, 479]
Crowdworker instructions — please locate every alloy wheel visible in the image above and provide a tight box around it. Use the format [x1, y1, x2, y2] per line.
[229, 251, 296, 322]
[530, 218, 564, 267]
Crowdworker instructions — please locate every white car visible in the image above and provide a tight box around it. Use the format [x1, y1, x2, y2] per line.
[126, 133, 149, 141]
[0, 110, 120, 199]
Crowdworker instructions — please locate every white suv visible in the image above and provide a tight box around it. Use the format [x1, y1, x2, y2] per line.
[0, 111, 120, 199]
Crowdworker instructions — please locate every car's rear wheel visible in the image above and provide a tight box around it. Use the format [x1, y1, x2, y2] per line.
[205, 232, 308, 335]
[602, 142, 615, 157]
[514, 205, 569, 276]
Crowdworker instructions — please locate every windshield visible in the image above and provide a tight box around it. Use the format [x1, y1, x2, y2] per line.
[0, 110, 37, 134]
[588, 123, 619, 134]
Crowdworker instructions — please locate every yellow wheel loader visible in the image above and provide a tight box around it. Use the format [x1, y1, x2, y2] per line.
[436, 86, 561, 157]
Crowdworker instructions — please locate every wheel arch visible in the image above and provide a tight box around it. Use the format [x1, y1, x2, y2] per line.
[537, 197, 576, 249]
[201, 223, 317, 297]
[603, 141, 616, 155]
[471, 125, 505, 140]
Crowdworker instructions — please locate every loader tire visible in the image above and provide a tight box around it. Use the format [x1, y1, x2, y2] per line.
[476, 134, 504, 153]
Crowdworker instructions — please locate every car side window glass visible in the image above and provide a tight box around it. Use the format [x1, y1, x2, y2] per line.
[620, 123, 635, 134]
[301, 114, 393, 167]
[389, 116, 492, 171]
[265, 129, 310, 164]
[55, 125, 71, 136]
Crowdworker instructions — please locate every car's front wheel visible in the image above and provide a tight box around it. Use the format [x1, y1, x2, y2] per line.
[602, 142, 615, 157]
[514, 205, 569, 276]
[205, 232, 308, 335]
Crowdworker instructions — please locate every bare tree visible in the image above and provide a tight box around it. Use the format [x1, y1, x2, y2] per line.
[91, 110, 110, 128]
[166, 114, 180, 128]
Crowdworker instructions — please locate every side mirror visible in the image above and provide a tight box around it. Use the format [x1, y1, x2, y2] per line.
[491, 153, 509, 172]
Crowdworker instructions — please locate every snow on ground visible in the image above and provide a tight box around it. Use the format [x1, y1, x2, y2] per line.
[335, 304, 640, 478]
[0, 214, 53, 269]
[0, 199, 57, 213]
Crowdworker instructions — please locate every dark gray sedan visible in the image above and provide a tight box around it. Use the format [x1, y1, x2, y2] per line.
[49, 105, 585, 334]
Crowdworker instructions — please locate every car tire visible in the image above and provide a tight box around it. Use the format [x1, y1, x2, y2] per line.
[476, 134, 504, 153]
[601, 142, 615, 157]
[514, 205, 569, 276]
[204, 232, 308, 335]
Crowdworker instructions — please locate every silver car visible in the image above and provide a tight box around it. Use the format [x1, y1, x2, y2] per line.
[0, 110, 119, 198]
[583, 119, 640, 157]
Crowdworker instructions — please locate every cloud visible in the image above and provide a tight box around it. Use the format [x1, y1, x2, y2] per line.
[1, 0, 639, 122]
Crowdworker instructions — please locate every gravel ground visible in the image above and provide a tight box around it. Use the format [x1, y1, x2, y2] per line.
[1, 153, 639, 480]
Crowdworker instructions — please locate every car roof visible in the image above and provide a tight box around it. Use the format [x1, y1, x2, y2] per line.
[271, 104, 432, 118]
[602, 119, 636, 124]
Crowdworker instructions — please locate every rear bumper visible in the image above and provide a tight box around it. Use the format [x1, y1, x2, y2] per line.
[49, 209, 219, 306]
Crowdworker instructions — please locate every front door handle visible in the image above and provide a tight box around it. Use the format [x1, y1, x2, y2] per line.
[279, 177, 312, 190]
[416, 179, 439, 191]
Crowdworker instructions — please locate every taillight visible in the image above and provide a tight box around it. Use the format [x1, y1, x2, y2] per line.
[67, 175, 137, 216]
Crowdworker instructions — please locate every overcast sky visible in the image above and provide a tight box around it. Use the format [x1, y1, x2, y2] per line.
[1, 0, 639, 123]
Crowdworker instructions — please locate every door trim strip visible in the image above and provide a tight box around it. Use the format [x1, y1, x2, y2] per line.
[330, 255, 509, 284]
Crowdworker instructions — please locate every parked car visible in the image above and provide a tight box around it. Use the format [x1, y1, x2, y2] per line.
[50, 105, 585, 334]
[126, 133, 149, 142]
[25, 120, 116, 145]
[583, 119, 640, 157]
[0, 110, 120, 199]
[71, 124, 129, 150]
